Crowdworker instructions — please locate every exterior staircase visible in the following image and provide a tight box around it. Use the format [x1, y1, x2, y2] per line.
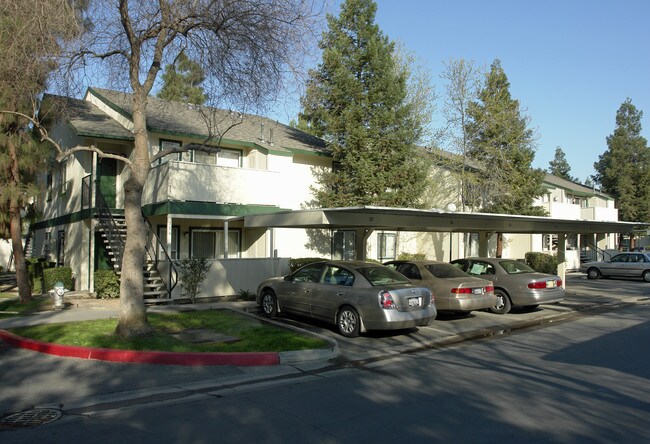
[96, 210, 173, 304]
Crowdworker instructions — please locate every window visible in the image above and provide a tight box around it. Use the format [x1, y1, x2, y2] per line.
[378, 232, 396, 261]
[217, 149, 241, 167]
[323, 265, 354, 286]
[59, 159, 68, 195]
[194, 149, 216, 165]
[158, 140, 184, 164]
[292, 263, 324, 283]
[190, 229, 240, 259]
[157, 226, 179, 260]
[46, 172, 53, 201]
[332, 230, 356, 260]
[56, 230, 65, 266]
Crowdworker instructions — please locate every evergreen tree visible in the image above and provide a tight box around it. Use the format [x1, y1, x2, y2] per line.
[299, 0, 430, 208]
[594, 99, 650, 222]
[548, 146, 576, 182]
[157, 52, 206, 105]
[465, 59, 545, 256]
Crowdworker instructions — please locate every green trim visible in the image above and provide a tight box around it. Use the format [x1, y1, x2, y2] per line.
[282, 146, 332, 158]
[142, 201, 289, 217]
[75, 129, 134, 141]
[31, 209, 93, 230]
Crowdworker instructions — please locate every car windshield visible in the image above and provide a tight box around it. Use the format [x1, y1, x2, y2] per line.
[425, 263, 471, 279]
[499, 260, 534, 274]
[357, 266, 411, 286]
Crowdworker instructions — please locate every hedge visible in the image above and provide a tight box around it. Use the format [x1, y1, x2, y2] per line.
[43, 267, 73, 292]
[94, 269, 120, 299]
[525, 252, 558, 274]
[289, 257, 327, 272]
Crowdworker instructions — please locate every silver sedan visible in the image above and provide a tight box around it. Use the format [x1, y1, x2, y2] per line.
[450, 257, 565, 314]
[580, 252, 650, 282]
[256, 261, 437, 337]
[384, 260, 496, 315]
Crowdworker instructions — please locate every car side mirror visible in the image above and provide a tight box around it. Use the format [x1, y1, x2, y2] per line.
[284, 275, 294, 282]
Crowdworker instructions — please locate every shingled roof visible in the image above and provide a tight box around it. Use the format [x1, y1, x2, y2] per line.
[88, 87, 328, 155]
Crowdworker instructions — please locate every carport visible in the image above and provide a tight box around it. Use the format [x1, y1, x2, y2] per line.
[231, 206, 644, 287]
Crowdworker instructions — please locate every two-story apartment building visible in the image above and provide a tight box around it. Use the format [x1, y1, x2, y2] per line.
[29, 87, 622, 299]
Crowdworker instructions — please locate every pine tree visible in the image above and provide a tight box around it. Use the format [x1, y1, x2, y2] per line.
[157, 52, 206, 105]
[465, 59, 545, 256]
[594, 99, 650, 222]
[548, 146, 576, 182]
[299, 0, 430, 208]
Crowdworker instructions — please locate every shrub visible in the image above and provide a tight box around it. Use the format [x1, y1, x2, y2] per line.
[178, 257, 211, 303]
[289, 257, 327, 272]
[94, 270, 120, 299]
[44, 267, 73, 292]
[397, 252, 426, 260]
[525, 252, 558, 274]
[26, 258, 55, 295]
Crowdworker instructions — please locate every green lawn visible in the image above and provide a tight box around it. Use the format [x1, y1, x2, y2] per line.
[8, 309, 329, 353]
[0, 294, 52, 318]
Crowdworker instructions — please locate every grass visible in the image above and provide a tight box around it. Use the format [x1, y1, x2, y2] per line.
[0, 294, 52, 318]
[8, 309, 329, 353]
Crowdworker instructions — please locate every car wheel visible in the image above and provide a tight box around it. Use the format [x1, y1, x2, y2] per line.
[587, 268, 601, 280]
[643, 270, 650, 283]
[337, 305, 360, 338]
[490, 289, 512, 315]
[260, 290, 278, 317]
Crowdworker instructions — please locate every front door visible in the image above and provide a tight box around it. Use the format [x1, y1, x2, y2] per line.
[97, 158, 118, 208]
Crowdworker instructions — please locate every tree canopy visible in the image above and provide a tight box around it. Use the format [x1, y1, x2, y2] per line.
[594, 98, 650, 222]
[299, 0, 430, 208]
[157, 52, 207, 105]
[465, 59, 545, 216]
[548, 146, 577, 182]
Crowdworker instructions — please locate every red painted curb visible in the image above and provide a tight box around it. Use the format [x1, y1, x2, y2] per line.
[0, 329, 280, 366]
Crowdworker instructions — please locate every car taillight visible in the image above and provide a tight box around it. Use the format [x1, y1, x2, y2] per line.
[485, 285, 494, 293]
[528, 281, 547, 289]
[379, 290, 397, 309]
[556, 279, 562, 287]
[451, 287, 472, 294]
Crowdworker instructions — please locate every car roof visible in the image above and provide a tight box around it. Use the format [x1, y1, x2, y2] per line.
[386, 260, 449, 266]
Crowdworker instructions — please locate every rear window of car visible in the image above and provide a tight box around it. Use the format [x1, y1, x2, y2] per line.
[357, 266, 411, 286]
[425, 263, 471, 279]
[499, 260, 534, 274]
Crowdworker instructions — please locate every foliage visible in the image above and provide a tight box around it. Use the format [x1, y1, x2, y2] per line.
[300, 0, 431, 208]
[157, 52, 206, 105]
[43, 266, 73, 292]
[290, 257, 327, 272]
[0, 0, 85, 304]
[397, 252, 427, 260]
[94, 269, 120, 299]
[465, 59, 546, 217]
[548, 146, 577, 182]
[593, 99, 650, 222]
[26, 258, 55, 295]
[10, 310, 329, 353]
[178, 257, 211, 303]
[525, 252, 558, 274]
[238, 289, 255, 301]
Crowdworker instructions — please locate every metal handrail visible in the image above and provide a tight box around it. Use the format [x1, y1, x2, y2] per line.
[94, 191, 125, 270]
[144, 218, 179, 298]
[581, 240, 612, 262]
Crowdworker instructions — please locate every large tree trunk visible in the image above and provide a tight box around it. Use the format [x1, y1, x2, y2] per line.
[7, 137, 31, 303]
[114, 90, 152, 337]
[10, 198, 30, 303]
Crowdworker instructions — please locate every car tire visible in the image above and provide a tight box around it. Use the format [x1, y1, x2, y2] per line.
[260, 290, 278, 317]
[643, 270, 650, 283]
[337, 305, 360, 338]
[490, 289, 512, 315]
[587, 268, 601, 280]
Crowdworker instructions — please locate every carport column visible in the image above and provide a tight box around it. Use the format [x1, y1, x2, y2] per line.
[557, 233, 566, 288]
[478, 232, 489, 257]
[224, 220, 229, 259]
[355, 229, 374, 261]
[166, 214, 173, 259]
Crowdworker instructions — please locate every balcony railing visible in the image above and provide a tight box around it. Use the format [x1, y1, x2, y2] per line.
[143, 161, 282, 207]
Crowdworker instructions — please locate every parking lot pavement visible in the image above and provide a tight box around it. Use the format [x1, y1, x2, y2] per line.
[271, 272, 650, 364]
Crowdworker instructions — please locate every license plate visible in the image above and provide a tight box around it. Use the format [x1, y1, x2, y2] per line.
[472, 288, 484, 295]
[546, 280, 556, 288]
[408, 297, 421, 307]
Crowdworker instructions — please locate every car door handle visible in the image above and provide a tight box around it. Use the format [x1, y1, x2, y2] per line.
[336, 293, 344, 296]
[304, 290, 310, 293]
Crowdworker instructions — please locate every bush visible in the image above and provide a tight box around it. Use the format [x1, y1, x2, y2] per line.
[178, 257, 211, 303]
[525, 252, 558, 274]
[26, 258, 55, 295]
[397, 252, 426, 260]
[44, 267, 73, 292]
[289, 257, 327, 272]
[94, 270, 120, 299]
